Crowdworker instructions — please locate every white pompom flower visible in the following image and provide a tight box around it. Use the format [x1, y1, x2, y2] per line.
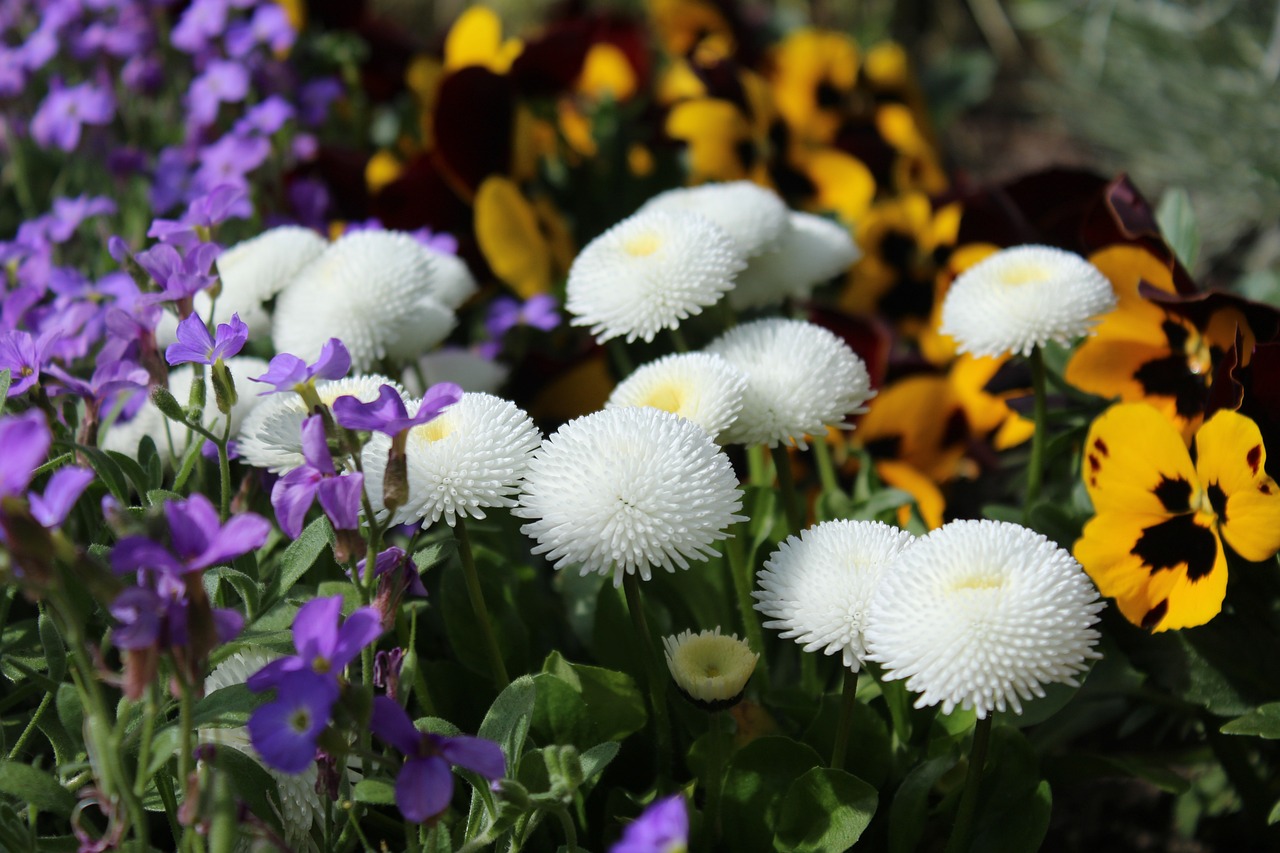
[567, 209, 745, 344]
[515, 406, 746, 587]
[362, 392, 541, 527]
[237, 374, 402, 474]
[208, 226, 329, 340]
[605, 352, 747, 443]
[638, 180, 790, 257]
[706, 318, 873, 448]
[273, 231, 442, 370]
[754, 520, 914, 672]
[939, 245, 1117, 358]
[731, 212, 860, 310]
[865, 519, 1105, 719]
[421, 247, 479, 311]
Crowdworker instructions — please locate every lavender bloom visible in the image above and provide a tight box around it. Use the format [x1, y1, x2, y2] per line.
[486, 295, 561, 341]
[171, 0, 229, 54]
[149, 184, 251, 248]
[45, 196, 116, 243]
[270, 416, 364, 537]
[31, 79, 115, 151]
[135, 242, 221, 305]
[234, 95, 294, 136]
[194, 133, 271, 196]
[370, 695, 505, 823]
[250, 338, 350, 394]
[150, 147, 193, 215]
[187, 60, 250, 129]
[109, 573, 243, 652]
[110, 493, 270, 577]
[0, 48, 26, 96]
[611, 796, 689, 853]
[29, 467, 95, 528]
[0, 411, 52, 497]
[47, 358, 149, 403]
[247, 596, 382, 692]
[298, 78, 343, 126]
[332, 382, 462, 436]
[359, 546, 426, 596]
[165, 313, 248, 366]
[0, 330, 49, 396]
[225, 4, 295, 57]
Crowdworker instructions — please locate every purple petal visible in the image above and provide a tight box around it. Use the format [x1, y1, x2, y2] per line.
[246, 656, 305, 693]
[29, 466, 95, 528]
[612, 795, 689, 853]
[213, 607, 245, 643]
[271, 468, 321, 540]
[0, 410, 51, 495]
[331, 385, 408, 433]
[292, 595, 342, 662]
[299, 416, 334, 475]
[165, 493, 219, 562]
[250, 352, 307, 393]
[110, 537, 184, 576]
[370, 695, 424, 755]
[247, 672, 339, 774]
[166, 313, 215, 365]
[109, 586, 163, 650]
[317, 473, 362, 531]
[411, 383, 463, 428]
[329, 606, 383, 670]
[190, 511, 271, 570]
[210, 313, 249, 361]
[312, 339, 350, 381]
[440, 736, 505, 781]
[396, 757, 454, 823]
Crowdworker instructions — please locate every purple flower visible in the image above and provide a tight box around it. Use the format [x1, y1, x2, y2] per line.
[166, 313, 248, 366]
[29, 466, 95, 528]
[611, 796, 689, 853]
[271, 416, 364, 537]
[194, 133, 270, 195]
[370, 695, 505, 823]
[46, 196, 116, 243]
[250, 339, 350, 394]
[31, 79, 115, 151]
[225, 4, 295, 57]
[234, 96, 294, 136]
[247, 596, 383, 691]
[149, 184, 251, 248]
[186, 60, 250, 129]
[172, 0, 229, 54]
[0, 330, 48, 396]
[332, 383, 462, 436]
[135, 242, 221, 305]
[0, 411, 52, 497]
[46, 358, 149, 405]
[298, 78, 343, 126]
[486, 295, 561, 341]
[150, 147, 194, 215]
[110, 493, 270, 577]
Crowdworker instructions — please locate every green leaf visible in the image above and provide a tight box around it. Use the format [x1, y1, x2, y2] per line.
[530, 672, 591, 748]
[204, 566, 261, 619]
[542, 652, 646, 743]
[412, 539, 457, 574]
[721, 736, 824, 853]
[0, 761, 76, 815]
[971, 780, 1052, 853]
[72, 445, 129, 502]
[969, 726, 1051, 853]
[172, 435, 204, 491]
[889, 755, 960, 853]
[206, 747, 282, 835]
[1156, 187, 1200, 270]
[189, 684, 268, 729]
[774, 767, 877, 853]
[268, 515, 332, 604]
[137, 435, 163, 491]
[354, 778, 398, 805]
[38, 609, 66, 683]
[105, 449, 153, 498]
[0, 370, 10, 413]
[146, 726, 182, 777]
[1221, 703, 1280, 738]
[578, 741, 619, 788]
[468, 676, 536, 838]
[440, 558, 528, 679]
[1268, 797, 1280, 825]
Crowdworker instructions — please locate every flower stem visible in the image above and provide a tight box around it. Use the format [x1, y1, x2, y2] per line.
[725, 527, 769, 690]
[769, 444, 804, 536]
[1025, 345, 1048, 518]
[550, 805, 579, 852]
[703, 711, 726, 846]
[831, 668, 858, 770]
[944, 715, 993, 853]
[216, 415, 232, 521]
[669, 325, 690, 353]
[811, 430, 841, 495]
[455, 517, 510, 689]
[622, 572, 673, 786]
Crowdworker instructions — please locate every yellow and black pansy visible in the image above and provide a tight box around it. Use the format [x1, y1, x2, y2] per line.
[1074, 403, 1280, 632]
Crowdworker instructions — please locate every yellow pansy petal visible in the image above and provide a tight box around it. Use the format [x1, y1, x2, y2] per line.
[579, 42, 636, 101]
[876, 459, 945, 530]
[1065, 339, 1173, 403]
[992, 413, 1034, 450]
[858, 374, 966, 483]
[1087, 245, 1176, 345]
[365, 151, 404, 195]
[1083, 403, 1198, 515]
[474, 177, 550, 298]
[666, 99, 752, 182]
[1195, 410, 1280, 561]
[444, 6, 521, 73]
[805, 149, 875, 225]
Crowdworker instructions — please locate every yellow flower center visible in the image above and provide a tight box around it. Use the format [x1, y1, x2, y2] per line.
[623, 231, 661, 257]
[638, 382, 685, 415]
[419, 417, 454, 442]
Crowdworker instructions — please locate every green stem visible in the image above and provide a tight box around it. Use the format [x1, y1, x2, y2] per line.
[831, 668, 858, 770]
[725, 527, 768, 690]
[177, 676, 197, 852]
[7, 692, 52, 760]
[669, 325, 690, 353]
[769, 444, 804, 536]
[704, 712, 726, 847]
[455, 518, 510, 689]
[217, 415, 232, 522]
[622, 572, 673, 787]
[550, 805, 579, 852]
[132, 689, 159, 800]
[943, 715, 993, 853]
[1025, 346, 1048, 518]
[811, 431, 841, 494]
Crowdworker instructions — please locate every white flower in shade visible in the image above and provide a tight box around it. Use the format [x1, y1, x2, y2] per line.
[362, 392, 541, 527]
[421, 248, 478, 310]
[566, 209, 745, 343]
[515, 406, 746, 587]
[237, 374, 401, 473]
[273, 230, 444, 370]
[663, 627, 759, 710]
[731, 212, 860, 310]
[754, 520, 914, 671]
[865, 519, 1104, 719]
[404, 347, 510, 396]
[638, 181, 790, 257]
[210, 226, 329, 339]
[939, 245, 1117, 358]
[380, 294, 457, 364]
[203, 650, 322, 853]
[605, 352, 747, 443]
[706, 318, 873, 448]
[102, 356, 269, 463]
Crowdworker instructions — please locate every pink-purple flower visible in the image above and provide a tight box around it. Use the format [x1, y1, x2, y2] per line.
[611, 795, 689, 853]
[165, 313, 249, 366]
[31, 78, 115, 151]
[250, 338, 351, 394]
[271, 415, 364, 538]
[332, 382, 462, 436]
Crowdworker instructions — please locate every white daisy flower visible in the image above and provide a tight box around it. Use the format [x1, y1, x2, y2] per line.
[637, 180, 790, 257]
[203, 650, 322, 853]
[102, 356, 269, 463]
[362, 392, 541, 527]
[754, 520, 914, 671]
[403, 347, 510, 396]
[381, 294, 457, 364]
[272, 231, 442, 371]
[421, 247, 478, 311]
[515, 406, 746, 587]
[210, 226, 329, 340]
[566, 209, 745, 343]
[237, 374, 402, 474]
[663, 627, 759, 710]
[865, 519, 1104, 719]
[605, 352, 747, 443]
[938, 245, 1117, 358]
[730, 212, 860, 310]
[705, 318, 873, 448]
